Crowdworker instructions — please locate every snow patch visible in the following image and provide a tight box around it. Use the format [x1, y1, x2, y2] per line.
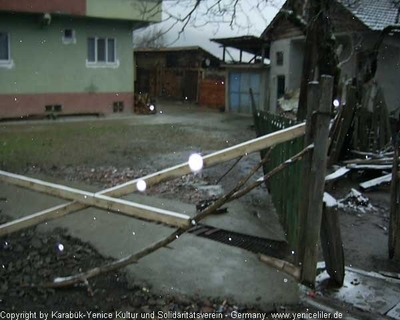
[323, 192, 337, 208]
[337, 188, 377, 213]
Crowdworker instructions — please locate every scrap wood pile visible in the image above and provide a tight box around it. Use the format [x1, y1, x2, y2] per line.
[327, 82, 396, 191]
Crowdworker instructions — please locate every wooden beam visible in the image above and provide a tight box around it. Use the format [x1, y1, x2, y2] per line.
[0, 123, 305, 236]
[296, 80, 319, 265]
[301, 76, 333, 287]
[259, 254, 301, 282]
[0, 170, 191, 229]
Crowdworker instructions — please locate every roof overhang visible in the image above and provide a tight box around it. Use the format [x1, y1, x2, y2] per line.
[210, 36, 270, 58]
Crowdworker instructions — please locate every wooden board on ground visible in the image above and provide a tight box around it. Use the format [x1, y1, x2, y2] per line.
[320, 199, 345, 286]
[360, 174, 391, 191]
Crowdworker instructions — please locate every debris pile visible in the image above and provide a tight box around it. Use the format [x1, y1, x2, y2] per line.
[337, 188, 377, 214]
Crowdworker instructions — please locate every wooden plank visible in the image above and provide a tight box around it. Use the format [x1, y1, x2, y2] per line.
[301, 76, 333, 287]
[325, 167, 350, 182]
[0, 170, 191, 229]
[359, 174, 392, 191]
[346, 164, 392, 170]
[0, 123, 306, 236]
[296, 81, 319, 265]
[102, 122, 306, 198]
[320, 203, 345, 286]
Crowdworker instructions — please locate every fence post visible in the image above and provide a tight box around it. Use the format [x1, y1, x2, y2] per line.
[301, 75, 333, 287]
[296, 81, 320, 266]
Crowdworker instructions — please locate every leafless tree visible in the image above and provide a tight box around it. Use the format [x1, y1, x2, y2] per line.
[133, 27, 166, 48]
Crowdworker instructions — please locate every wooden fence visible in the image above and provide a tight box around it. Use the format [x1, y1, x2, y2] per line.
[253, 112, 304, 249]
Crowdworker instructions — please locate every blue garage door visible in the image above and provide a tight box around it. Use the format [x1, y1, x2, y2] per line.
[229, 72, 260, 114]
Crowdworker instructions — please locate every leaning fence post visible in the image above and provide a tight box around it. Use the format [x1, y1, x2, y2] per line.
[301, 75, 333, 287]
[296, 81, 320, 266]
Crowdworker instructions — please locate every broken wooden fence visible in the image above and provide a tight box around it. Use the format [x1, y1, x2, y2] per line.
[253, 112, 304, 250]
[254, 76, 342, 286]
[0, 122, 309, 287]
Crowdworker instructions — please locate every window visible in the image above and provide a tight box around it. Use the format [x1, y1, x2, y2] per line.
[277, 75, 286, 99]
[0, 32, 10, 61]
[62, 29, 76, 44]
[276, 51, 284, 66]
[87, 37, 117, 66]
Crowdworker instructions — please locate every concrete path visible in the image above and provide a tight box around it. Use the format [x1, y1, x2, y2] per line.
[0, 178, 298, 308]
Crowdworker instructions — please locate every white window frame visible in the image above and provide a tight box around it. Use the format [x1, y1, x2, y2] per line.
[62, 28, 76, 44]
[0, 32, 14, 69]
[86, 37, 119, 68]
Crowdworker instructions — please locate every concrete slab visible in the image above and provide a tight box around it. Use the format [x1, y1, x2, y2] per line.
[387, 302, 400, 320]
[0, 181, 298, 307]
[316, 266, 400, 317]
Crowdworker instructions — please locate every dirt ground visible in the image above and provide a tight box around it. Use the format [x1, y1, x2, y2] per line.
[0, 101, 398, 314]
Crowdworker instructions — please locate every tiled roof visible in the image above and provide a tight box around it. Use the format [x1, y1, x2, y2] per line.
[339, 0, 400, 30]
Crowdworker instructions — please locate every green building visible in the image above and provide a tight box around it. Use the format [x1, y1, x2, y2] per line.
[0, 0, 161, 119]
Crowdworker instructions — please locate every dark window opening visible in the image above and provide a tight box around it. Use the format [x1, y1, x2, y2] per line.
[64, 29, 73, 39]
[0, 32, 9, 61]
[87, 38, 95, 62]
[113, 101, 124, 113]
[97, 38, 106, 62]
[45, 105, 63, 112]
[277, 75, 286, 99]
[276, 51, 284, 66]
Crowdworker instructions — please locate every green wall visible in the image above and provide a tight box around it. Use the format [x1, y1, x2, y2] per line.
[86, 0, 161, 22]
[0, 13, 134, 94]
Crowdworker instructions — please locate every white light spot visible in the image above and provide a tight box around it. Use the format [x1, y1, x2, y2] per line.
[291, 250, 295, 255]
[333, 99, 340, 108]
[159, 110, 163, 114]
[222, 81, 225, 84]
[136, 179, 147, 192]
[188, 153, 203, 173]
[175, 235, 179, 239]
[228, 237, 232, 241]
[132, 232, 136, 235]
[57, 243, 64, 252]
[93, 217, 96, 220]
[191, 220, 196, 225]
[149, 104, 155, 111]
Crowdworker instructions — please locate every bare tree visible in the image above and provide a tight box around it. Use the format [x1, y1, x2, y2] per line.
[133, 27, 166, 48]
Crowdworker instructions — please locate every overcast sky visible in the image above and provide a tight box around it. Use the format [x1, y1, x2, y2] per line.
[134, 0, 284, 61]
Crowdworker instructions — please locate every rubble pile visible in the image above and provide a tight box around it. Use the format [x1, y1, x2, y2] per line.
[337, 188, 377, 214]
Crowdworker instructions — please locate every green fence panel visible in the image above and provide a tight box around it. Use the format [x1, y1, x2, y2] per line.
[253, 111, 304, 249]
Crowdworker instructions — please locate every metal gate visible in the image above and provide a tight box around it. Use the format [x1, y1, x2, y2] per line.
[229, 72, 261, 113]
